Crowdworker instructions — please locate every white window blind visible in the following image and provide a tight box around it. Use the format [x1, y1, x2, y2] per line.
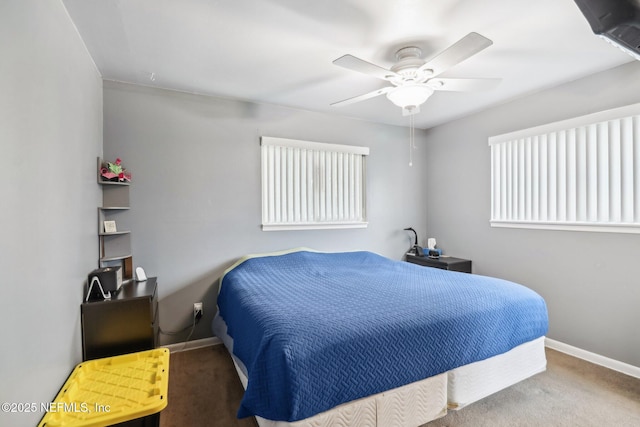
[489, 103, 640, 234]
[261, 137, 369, 231]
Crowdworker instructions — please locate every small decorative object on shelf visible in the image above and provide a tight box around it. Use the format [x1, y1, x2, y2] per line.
[103, 220, 117, 233]
[100, 157, 132, 182]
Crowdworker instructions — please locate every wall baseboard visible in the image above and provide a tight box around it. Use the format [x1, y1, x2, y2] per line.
[164, 336, 222, 353]
[545, 338, 640, 379]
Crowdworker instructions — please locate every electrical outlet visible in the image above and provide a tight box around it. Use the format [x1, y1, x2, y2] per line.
[193, 302, 203, 322]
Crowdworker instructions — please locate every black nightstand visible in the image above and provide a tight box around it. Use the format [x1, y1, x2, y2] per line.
[406, 254, 472, 273]
[81, 278, 161, 427]
[81, 277, 158, 361]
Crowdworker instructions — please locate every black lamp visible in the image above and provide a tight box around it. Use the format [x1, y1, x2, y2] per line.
[403, 227, 423, 256]
[403, 227, 418, 246]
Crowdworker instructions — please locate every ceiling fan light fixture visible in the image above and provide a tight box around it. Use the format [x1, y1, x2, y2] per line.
[386, 85, 434, 109]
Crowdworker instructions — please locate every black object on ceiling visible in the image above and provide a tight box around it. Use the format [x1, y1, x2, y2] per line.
[573, 0, 640, 57]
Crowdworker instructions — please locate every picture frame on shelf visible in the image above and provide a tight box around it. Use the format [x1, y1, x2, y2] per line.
[103, 220, 117, 233]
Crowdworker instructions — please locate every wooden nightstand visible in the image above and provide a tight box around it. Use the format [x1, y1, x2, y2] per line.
[405, 254, 472, 273]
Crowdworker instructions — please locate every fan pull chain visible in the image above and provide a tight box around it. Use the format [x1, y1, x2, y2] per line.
[408, 112, 414, 166]
[412, 113, 417, 149]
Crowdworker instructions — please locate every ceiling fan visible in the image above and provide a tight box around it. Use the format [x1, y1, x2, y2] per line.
[331, 32, 500, 116]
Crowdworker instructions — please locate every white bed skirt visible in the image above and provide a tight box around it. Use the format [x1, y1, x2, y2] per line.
[227, 336, 546, 427]
[232, 357, 447, 427]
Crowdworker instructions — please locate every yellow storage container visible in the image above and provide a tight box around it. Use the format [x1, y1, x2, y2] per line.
[38, 348, 169, 427]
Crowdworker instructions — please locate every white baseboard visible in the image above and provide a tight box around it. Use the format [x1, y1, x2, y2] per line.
[545, 338, 640, 379]
[164, 336, 222, 353]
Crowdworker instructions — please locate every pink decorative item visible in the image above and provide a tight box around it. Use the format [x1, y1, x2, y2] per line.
[100, 158, 131, 182]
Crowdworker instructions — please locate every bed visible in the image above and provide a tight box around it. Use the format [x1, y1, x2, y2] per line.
[213, 249, 548, 426]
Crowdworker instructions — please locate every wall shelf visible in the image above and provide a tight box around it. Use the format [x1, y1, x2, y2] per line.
[99, 231, 131, 236]
[98, 157, 133, 279]
[100, 253, 134, 262]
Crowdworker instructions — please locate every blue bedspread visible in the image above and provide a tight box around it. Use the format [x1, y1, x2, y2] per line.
[215, 250, 548, 422]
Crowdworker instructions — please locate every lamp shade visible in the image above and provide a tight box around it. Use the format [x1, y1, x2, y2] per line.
[386, 85, 434, 108]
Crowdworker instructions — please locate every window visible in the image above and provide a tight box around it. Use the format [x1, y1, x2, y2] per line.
[489, 103, 640, 234]
[261, 137, 369, 231]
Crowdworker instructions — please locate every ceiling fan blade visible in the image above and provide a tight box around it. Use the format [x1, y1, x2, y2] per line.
[428, 78, 501, 92]
[419, 32, 493, 77]
[330, 86, 393, 107]
[333, 54, 400, 81]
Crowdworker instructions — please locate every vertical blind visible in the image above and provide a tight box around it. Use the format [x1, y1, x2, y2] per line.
[489, 103, 640, 233]
[261, 137, 369, 231]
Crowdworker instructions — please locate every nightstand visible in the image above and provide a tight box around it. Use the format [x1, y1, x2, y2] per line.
[81, 277, 158, 361]
[405, 254, 472, 273]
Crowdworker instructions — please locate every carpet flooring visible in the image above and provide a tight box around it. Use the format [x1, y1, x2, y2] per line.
[159, 344, 640, 427]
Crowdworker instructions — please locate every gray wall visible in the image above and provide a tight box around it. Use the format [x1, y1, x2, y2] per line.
[0, 1, 103, 426]
[424, 61, 640, 367]
[103, 81, 428, 344]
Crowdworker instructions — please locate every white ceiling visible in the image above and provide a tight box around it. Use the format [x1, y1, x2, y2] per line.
[62, 0, 633, 129]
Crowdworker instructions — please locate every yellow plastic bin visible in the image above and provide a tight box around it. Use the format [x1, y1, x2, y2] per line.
[38, 348, 169, 427]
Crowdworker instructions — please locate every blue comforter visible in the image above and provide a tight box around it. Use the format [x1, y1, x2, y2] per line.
[215, 250, 548, 422]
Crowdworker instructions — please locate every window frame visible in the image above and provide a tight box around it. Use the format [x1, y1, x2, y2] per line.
[489, 102, 640, 234]
[261, 137, 369, 231]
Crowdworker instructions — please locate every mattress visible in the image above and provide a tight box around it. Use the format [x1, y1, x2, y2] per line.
[215, 249, 548, 422]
